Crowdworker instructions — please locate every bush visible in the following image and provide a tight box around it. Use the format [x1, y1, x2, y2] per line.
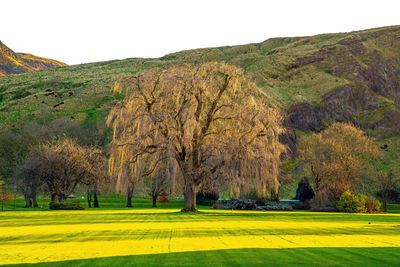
[336, 191, 366, 213]
[365, 196, 381, 213]
[158, 190, 169, 203]
[196, 191, 219, 206]
[218, 199, 293, 211]
[255, 198, 266, 206]
[293, 200, 311, 210]
[49, 201, 85, 210]
[295, 177, 315, 202]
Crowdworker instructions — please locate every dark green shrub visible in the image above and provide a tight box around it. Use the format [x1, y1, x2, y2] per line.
[196, 191, 219, 206]
[197, 198, 218, 206]
[255, 198, 266, 206]
[295, 177, 315, 201]
[49, 201, 85, 210]
[336, 191, 366, 213]
[218, 199, 293, 211]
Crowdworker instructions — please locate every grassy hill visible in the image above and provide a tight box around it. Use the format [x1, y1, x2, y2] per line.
[1, 26, 399, 130]
[0, 26, 399, 165]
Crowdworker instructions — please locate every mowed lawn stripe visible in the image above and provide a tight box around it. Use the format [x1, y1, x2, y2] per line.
[0, 209, 400, 265]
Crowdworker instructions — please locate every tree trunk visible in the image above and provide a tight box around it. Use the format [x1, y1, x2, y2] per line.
[271, 182, 280, 203]
[51, 193, 56, 202]
[126, 186, 134, 208]
[182, 180, 197, 212]
[87, 189, 92, 208]
[31, 191, 38, 207]
[24, 194, 32, 208]
[93, 190, 99, 208]
[152, 194, 157, 207]
[383, 198, 387, 212]
[31, 196, 38, 207]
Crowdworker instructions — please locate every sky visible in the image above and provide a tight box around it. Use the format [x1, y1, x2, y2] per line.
[1, 0, 399, 65]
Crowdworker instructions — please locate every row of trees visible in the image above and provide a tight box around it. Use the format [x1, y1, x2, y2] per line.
[13, 138, 107, 206]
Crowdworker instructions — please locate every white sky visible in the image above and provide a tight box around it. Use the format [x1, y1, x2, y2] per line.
[1, 0, 399, 65]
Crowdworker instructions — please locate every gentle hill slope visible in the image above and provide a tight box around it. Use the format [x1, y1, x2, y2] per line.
[0, 25, 399, 141]
[0, 40, 66, 76]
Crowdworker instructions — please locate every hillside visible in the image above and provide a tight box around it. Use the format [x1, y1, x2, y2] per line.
[0, 40, 66, 76]
[0, 26, 399, 142]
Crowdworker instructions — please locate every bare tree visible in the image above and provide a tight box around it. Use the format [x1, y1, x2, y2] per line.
[144, 154, 170, 207]
[80, 145, 108, 208]
[107, 62, 286, 211]
[13, 157, 42, 207]
[110, 160, 139, 208]
[20, 138, 107, 203]
[377, 170, 400, 211]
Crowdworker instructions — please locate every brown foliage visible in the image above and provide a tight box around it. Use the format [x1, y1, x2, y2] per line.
[0, 177, 14, 211]
[23, 138, 107, 202]
[158, 190, 170, 203]
[298, 123, 381, 206]
[107, 62, 286, 211]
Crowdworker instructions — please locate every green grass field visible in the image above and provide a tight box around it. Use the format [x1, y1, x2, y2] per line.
[0, 198, 399, 266]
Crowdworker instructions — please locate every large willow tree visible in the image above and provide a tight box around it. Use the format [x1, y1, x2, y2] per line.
[107, 62, 286, 211]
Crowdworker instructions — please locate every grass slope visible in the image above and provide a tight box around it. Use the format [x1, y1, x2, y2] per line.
[0, 199, 399, 266]
[0, 26, 399, 130]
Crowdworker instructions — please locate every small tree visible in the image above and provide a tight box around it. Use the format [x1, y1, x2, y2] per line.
[80, 148, 108, 208]
[298, 123, 380, 206]
[0, 177, 14, 211]
[295, 177, 315, 202]
[110, 162, 138, 208]
[13, 158, 42, 207]
[377, 170, 400, 211]
[20, 138, 107, 203]
[148, 161, 170, 208]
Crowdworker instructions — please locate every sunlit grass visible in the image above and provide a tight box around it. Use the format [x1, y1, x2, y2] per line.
[0, 205, 399, 265]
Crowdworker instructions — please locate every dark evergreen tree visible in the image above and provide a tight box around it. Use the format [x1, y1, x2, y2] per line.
[295, 177, 315, 201]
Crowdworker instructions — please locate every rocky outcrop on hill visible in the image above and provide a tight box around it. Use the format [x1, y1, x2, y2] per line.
[287, 27, 400, 138]
[0, 41, 66, 76]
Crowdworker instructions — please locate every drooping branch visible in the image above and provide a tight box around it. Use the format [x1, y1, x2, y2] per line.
[108, 62, 287, 210]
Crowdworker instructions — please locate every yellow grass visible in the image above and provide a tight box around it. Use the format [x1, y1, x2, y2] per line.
[0, 209, 399, 265]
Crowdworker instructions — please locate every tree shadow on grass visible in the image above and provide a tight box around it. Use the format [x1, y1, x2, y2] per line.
[6, 247, 400, 267]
